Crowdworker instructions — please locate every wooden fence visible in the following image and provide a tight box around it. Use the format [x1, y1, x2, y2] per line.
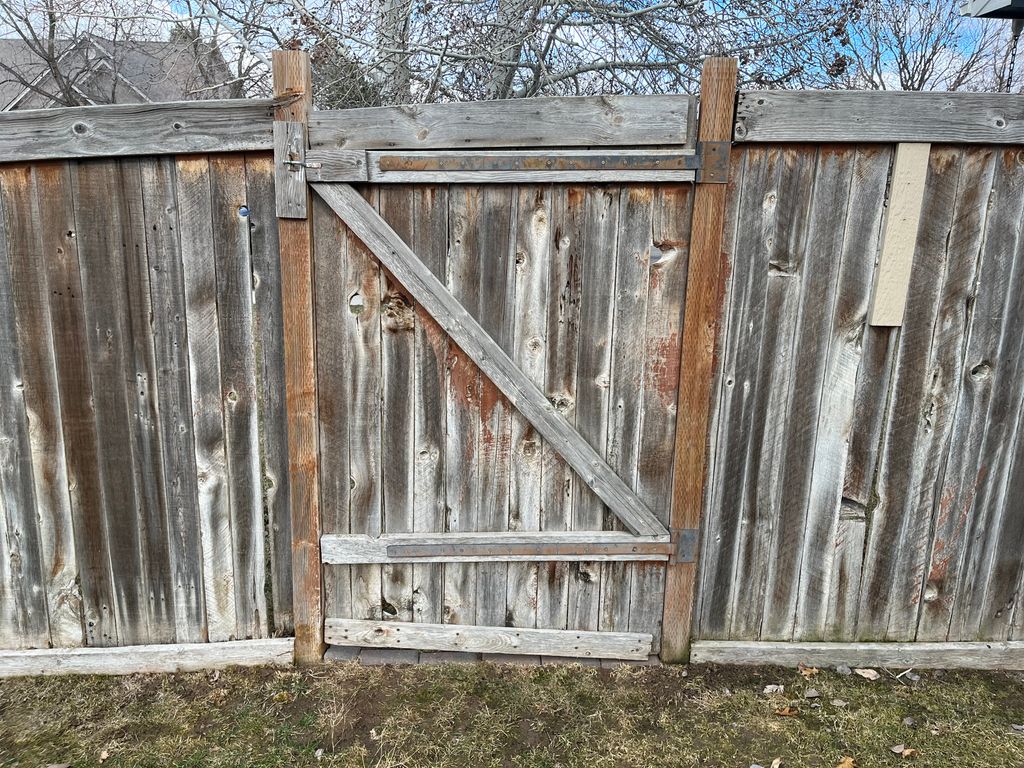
[2, 53, 1024, 671]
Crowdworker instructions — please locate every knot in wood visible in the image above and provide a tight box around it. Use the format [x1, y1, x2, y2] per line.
[382, 293, 415, 331]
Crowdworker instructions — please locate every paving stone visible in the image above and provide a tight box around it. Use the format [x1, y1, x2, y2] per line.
[540, 656, 602, 667]
[482, 653, 541, 666]
[358, 648, 420, 666]
[324, 645, 360, 663]
[419, 651, 481, 665]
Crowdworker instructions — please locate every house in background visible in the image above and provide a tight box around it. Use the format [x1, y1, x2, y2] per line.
[0, 33, 243, 110]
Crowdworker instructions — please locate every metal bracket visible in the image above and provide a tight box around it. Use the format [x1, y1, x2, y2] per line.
[385, 539, 673, 561]
[670, 528, 699, 564]
[695, 141, 731, 184]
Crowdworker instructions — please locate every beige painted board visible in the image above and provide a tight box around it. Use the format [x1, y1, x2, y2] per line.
[868, 143, 931, 327]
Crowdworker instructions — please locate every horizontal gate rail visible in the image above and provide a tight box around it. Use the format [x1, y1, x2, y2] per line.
[308, 94, 695, 150]
[325, 619, 654, 660]
[313, 182, 669, 538]
[322, 532, 673, 564]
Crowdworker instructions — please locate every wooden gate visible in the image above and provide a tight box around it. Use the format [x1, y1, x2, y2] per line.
[273, 52, 738, 663]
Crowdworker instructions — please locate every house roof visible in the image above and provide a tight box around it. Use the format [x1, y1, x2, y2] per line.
[0, 35, 241, 109]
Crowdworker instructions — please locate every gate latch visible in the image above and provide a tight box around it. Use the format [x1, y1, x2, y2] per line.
[670, 528, 699, 564]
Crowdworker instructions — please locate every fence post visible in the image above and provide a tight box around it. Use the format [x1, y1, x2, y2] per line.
[661, 57, 739, 664]
[272, 50, 324, 664]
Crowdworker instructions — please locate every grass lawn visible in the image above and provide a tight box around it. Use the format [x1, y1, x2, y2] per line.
[2, 661, 1023, 767]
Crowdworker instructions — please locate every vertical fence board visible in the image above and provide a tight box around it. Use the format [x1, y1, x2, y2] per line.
[475, 186, 516, 627]
[313, 193, 352, 623]
[565, 186, 614, 632]
[0, 165, 79, 647]
[0, 169, 51, 649]
[443, 186, 482, 626]
[411, 186, 448, 624]
[245, 154, 293, 634]
[177, 155, 237, 642]
[600, 186, 653, 634]
[506, 186, 550, 629]
[139, 158, 207, 643]
[380, 187, 417, 623]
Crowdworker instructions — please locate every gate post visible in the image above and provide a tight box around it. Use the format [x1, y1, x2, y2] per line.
[273, 50, 324, 664]
[661, 57, 738, 664]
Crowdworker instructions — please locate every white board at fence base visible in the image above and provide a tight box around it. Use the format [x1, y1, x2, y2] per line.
[325, 619, 653, 660]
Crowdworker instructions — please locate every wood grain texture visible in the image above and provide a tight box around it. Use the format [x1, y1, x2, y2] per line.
[274, 49, 323, 662]
[735, 91, 1024, 144]
[315, 183, 667, 539]
[0, 99, 275, 162]
[0, 638, 294, 677]
[691, 640, 1024, 670]
[0, 165, 79, 647]
[325, 618, 653, 659]
[661, 57, 737, 663]
[308, 95, 695, 150]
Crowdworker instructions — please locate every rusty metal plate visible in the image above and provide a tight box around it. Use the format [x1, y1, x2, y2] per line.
[377, 152, 699, 173]
[695, 141, 731, 183]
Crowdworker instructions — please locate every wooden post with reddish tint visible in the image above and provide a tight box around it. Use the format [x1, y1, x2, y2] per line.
[273, 50, 324, 664]
[661, 57, 739, 664]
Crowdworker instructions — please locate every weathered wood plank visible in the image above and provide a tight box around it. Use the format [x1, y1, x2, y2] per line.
[0, 638, 294, 677]
[506, 186, 551, 629]
[600, 185, 653, 635]
[690, 639, 1024, 670]
[344, 187, 384, 624]
[35, 161, 116, 646]
[868, 143, 931, 327]
[314, 183, 668, 538]
[0, 99, 276, 162]
[321, 532, 672, 564]
[735, 91, 1024, 144]
[0, 168, 51, 649]
[661, 57, 738, 661]
[379, 187, 418, 623]
[273, 121, 308, 218]
[630, 184, 693, 649]
[0, 164, 79, 647]
[308, 95, 695, 150]
[312, 192, 353, 624]
[176, 155, 236, 642]
[443, 185, 483, 626]
[475, 186, 516, 627]
[210, 155, 268, 639]
[245, 153, 293, 634]
[410, 186, 448, 624]
[139, 157, 206, 643]
[326, 618, 653, 660]
[274, 49, 323, 662]
[857, 147, 970, 641]
[120, 159, 177, 644]
[72, 159, 150, 646]
[540, 184, 586, 632]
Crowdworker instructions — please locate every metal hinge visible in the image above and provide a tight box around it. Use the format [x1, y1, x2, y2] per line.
[282, 159, 322, 170]
[670, 528, 699, 564]
[694, 141, 731, 184]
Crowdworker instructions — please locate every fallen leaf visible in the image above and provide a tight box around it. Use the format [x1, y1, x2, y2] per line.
[890, 745, 917, 757]
[272, 690, 292, 704]
[774, 706, 800, 717]
[770, 759, 783, 768]
[98, 751, 110, 763]
[799, 664, 819, 678]
[831, 698, 848, 708]
[836, 758, 857, 768]
[763, 684, 785, 695]
[854, 668, 881, 681]
[45, 764, 71, 768]
[890, 745, 905, 754]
